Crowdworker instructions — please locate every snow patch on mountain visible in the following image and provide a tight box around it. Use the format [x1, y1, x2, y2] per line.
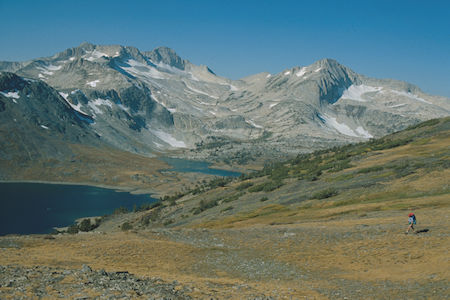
[340, 84, 382, 102]
[296, 67, 307, 77]
[355, 126, 373, 138]
[46, 64, 62, 71]
[151, 129, 186, 148]
[229, 84, 239, 91]
[184, 82, 219, 99]
[122, 59, 165, 80]
[320, 114, 372, 138]
[86, 80, 100, 87]
[390, 90, 431, 104]
[246, 119, 263, 128]
[0, 91, 20, 99]
[269, 102, 279, 108]
[88, 98, 113, 115]
[84, 50, 108, 61]
[389, 103, 407, 108]
[59, 92, 69, 100]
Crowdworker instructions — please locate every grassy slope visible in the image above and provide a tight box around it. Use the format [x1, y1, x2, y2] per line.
[1, 117, 449, 299]
[127, 117, 449, 229]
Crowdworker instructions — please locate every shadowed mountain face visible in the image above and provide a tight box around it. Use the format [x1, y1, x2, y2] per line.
[0, 72, 101, 162]
[1, 43, 449, 164]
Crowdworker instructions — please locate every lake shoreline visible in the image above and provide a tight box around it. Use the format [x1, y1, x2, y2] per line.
[0, 182, 158, 236]
[0, 179, 157, 197]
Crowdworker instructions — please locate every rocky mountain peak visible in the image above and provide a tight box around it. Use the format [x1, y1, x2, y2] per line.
[77, 42, 96, 52]
[144, 47, 186, 70]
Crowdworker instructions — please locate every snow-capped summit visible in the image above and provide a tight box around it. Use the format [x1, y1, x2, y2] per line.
[1, 43, 449, 161]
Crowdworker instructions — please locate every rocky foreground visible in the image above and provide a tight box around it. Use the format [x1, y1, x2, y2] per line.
[1, 205, 448, 299]
[0, 264, 192, 300]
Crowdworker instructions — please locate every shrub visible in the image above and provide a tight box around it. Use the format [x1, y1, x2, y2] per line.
[199, 199, 218, 210]
[193, 199, 218, 215]
[357, 165, 384, 174]
[312, 188, 339, 199]
[121, 222, 133, 231]
[78, 219, 92, 232]
[114, 206, 129, 215]
[223, 192, 244, 203]
[236, 181, 254, 191]
[248, 183, 265, 193]
[263, 180, 284, 192]
[67, 224, 79, 234]
[221, 206, 234, 212]
[260, 196, 269, 202]
[163, 219, 174, 226]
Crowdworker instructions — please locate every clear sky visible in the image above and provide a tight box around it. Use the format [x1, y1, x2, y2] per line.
[1, 0, 449, 97]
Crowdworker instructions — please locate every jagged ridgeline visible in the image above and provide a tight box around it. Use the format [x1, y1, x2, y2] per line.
[1, 42, 449, 167]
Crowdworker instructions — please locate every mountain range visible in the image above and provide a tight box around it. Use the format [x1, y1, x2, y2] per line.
[1, 42, 449, 168]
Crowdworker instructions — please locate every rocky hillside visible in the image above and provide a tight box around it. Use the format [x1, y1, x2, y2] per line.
[1, 118, 448, 299]
[100, 117, 449, 229]
[1, 43, 449, 168]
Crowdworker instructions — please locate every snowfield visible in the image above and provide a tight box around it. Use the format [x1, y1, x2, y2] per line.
[86, 80, 100, 87]
[320, 114, 372, 138]
[340, 84, 382, 102]
[150, 129, 186, 148]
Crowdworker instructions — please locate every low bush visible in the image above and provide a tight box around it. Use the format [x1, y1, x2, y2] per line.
[121, 222, 133, 231]
[193, 199, 218, 215]
[223, 192, 244, 203]
[78, 219, 93, 232]
[312, 188, 339, 199]
[357, 165, 384, 174]
[67, 224, 79, 234]
[236, 181, 254, 191]
[221, 206, 234, 212]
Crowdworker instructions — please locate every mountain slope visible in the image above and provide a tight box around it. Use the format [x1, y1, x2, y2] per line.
[118, 117, 449, 228]
[0, 72, 100, 162]
[1, 43, 449, 168]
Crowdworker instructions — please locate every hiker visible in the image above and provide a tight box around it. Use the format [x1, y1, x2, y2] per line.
[406, 212, 416, 234]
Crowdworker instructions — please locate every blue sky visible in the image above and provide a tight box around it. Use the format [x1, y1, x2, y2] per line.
[1, 0, 449, 96]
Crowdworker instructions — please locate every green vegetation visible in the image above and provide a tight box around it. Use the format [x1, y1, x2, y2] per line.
[65, 218, 102, 234]
[140, 207, 162, 226]
[405, 118, 440, 130]
[221, 206, 234, 212]
[67, 224, 79, 234]
[193, 199, 219, 215]
[121, 222, 133, 231]
[223, 192, 245, 203]
[357, 166, 384, 174]
[312, 188, 339, 199]
[236, 181, 254, 191]
[107, 117, 450, 228]
[249, 180, 284, 193]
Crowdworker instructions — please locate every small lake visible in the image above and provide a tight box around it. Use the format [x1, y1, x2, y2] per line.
[161, 157, 241, 177]
[0, 183, 156, 236]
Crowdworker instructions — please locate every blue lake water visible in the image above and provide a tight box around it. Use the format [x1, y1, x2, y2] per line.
[0, 159, 240, 235]
[161, 157, 241, 177]
[0, 183, 156, 235]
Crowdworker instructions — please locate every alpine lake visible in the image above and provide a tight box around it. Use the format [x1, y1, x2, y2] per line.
[0, 158, 240, 235]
